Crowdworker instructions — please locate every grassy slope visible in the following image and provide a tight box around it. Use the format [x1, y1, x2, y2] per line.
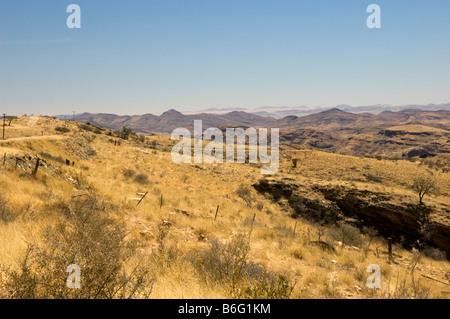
[0, 116, 449, 299]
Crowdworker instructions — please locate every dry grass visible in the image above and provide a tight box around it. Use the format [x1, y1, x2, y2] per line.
[0, 116, 449, 299]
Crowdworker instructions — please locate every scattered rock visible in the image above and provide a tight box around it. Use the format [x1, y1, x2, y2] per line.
[162, 220, 172, 227]
[139, 230, 154, 239]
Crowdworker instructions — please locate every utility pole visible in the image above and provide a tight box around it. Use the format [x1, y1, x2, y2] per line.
[2, 113, 5, 140]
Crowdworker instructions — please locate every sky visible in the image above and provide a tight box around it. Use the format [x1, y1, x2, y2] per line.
[0, 0, 449, 116]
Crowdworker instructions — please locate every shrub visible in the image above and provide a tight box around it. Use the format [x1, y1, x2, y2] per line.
[236, 185, 253, 207]
[123, 169, 136, 179]
[136, 135, 145, 143]
[256, 202, 264, 211]
[55, 126, 70, 133]
[192, 234, 295, 299]
[237, 268, 295, 299]
[292, 248, 305, 260]
[39, 152, 65, 164]
[0, 196, 15, 224]
[328, 222, 363, 247]
[121, 126, 132, 140]
[79, 124, 93, 132]
[422, 246, 446, 261]
[2, 195, 154, 299]
[134, 173, 149, 184]
[194, 234, 250, 284]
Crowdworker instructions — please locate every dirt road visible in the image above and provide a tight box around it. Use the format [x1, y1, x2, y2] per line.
[0, 135, 64, 143]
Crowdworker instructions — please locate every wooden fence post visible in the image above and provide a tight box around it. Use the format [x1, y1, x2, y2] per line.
[214, 205, 220, 220]
[249, 213, 257, 236]
[388, 237, 393, 261]
[32, 158, 40, 176]
[2, 113, 6, 140]
[132, 192, 148, 206]
[160, 194, 163, 209]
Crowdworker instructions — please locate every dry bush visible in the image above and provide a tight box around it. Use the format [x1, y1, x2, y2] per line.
[134, 173, 149, 184]
[192, 234, 295, 299]
[79, 124, 94, 132]
[235, 185, 254, 207]
[2, 195, 154, 299]
[152, 224, 182, 270]
[0, 196, 16, 224]
[149, 140, 157, 149]
[380, 252, 430, 299]
[328, 222, 363, 247]
[422, 246, 446, 261]
[39, 152, 65, 164]
[55, 126, 70, 133]
[123, 169, 136, 179]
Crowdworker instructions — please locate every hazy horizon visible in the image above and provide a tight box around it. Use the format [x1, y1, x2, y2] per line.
[23, 102, 449, 118]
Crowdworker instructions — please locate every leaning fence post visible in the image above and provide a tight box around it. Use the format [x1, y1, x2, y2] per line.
[32, 158, 40, 176]
[214, 205, 220, 220]
[132, 191, 148, 206]
[249, 213, 257, 236]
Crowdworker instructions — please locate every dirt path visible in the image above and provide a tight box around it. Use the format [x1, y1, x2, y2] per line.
[0, 135, 64, 143]
[27, 116, 40, 127]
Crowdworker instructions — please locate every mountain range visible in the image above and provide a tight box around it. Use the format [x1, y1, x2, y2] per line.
[74, 107, 450, 158]
[75, 107, 450, 134]
[183, 103, 450, 118]
[75, 109, 275, 135]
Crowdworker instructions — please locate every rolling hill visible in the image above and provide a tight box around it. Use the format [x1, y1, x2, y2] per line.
[75, 110, 275, 135]
[0, 115, 449, 299]
[74, 108, 450, 159]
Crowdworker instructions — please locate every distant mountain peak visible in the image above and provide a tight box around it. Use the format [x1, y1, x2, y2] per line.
[161, 109, 183, 117]
[322, 108, 348, 114]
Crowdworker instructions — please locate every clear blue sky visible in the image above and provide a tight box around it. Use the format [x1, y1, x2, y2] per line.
[1, 0, 449, 115]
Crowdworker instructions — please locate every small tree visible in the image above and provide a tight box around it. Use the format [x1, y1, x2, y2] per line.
[121, 126, 132, 140]
[411, 176, 437, 205]
[6, 116, 18, 126]
[236, 185, 254, 207]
